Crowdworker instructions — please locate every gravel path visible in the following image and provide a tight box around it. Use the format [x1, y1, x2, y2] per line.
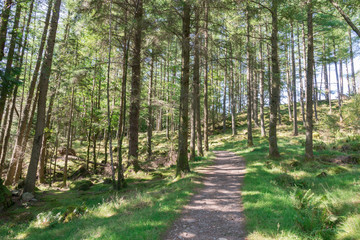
[164, 151, 246, 240]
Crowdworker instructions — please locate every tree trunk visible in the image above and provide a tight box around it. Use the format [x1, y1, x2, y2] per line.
[106, 0, 116, 188]
[246, 7, 253, 146]
[328, 64, 332, 113]
[301, 22, 307, 126]
[194, 4, 203, 156]
[147, 53, 154, 161]
[297, 25, 305, 126]
[176, 1, 191, 177]
[329, 0, 360, 38]
[231, 52, 237, 136]
[116, 23, 129, 189]
[6, 0, 53, 185]
[39, 86, 57, 184]
[0, 0, 12, 61]
[333, 45, 343, 121]
[291, 23, 298, 135]
[349, 30, 356, 94]
[203, 0, 209, 151]
[24, 0, 62, 193]
[0, 88, 17, 174]
[0, 3, 22, 131]
[259, 27, 266, 137]
[269, 0, 280, 158]
[63, 87, 75, 187]
[305, 0, 314, 161]
[128, 0, 143, 172]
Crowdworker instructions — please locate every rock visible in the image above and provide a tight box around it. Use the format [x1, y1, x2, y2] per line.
[0, 179, 13, 212]
[316, 172, 327, 178]
[15, 179, 25, 189]
[21, 192, 35, 202]
[11, 190, 21, 196]
[58, 147, 76, 156]
[71, 164, 91, 180]
[219, 238, 228, 240]
[30, 198, 38, 202]
[103, 178, 112, 184]
[70, 180, 93, 191]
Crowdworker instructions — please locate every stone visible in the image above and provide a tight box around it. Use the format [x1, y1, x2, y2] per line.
[70, 180, 93, 191]
[11, 190, 21, 196]
[22, 192, 35, 202]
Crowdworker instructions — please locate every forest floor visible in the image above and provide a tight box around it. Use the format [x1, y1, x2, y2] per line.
[164, 151, 246, 240]
[1, 98, 360, 240]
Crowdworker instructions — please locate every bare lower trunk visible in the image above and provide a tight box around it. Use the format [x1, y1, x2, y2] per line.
[259, 27, 266, 137]
[291, 23, 298, 135]
[305, 0, 314, 161]
[203, 0, 209, 151]
[349, 30, 356, 94]
[128, 0, 143, 172]
[246, 8, 253, 146]
[269, 0, 280, 158]
[176, 2, 191, 176]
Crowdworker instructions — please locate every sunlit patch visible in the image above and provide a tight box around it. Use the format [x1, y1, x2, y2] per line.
[179, 231, 196, 238]
[15, 233, 28, 239]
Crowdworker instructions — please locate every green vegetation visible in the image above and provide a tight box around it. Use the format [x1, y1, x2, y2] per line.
[0, 132, 213, 240]
[210, 99, 360, 240]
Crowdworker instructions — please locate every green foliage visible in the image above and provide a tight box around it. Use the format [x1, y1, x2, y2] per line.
[0, 179, 13, 211]
[274, 173, 296, 188]
[293, 189, 340, 239]
[342, 96, 360, 130]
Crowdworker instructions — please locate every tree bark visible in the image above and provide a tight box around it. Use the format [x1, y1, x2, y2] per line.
[6, 0, 53, 185]
[176, 1, 191, 177]
[203, 0, 209, 151]
[24, 0, 62, 193]
[305, 0, 314, 161]
[116, 12, 129, 189]
[259, 27, 266, 137]
[128, 0, 143, 172]
[246, 7, 253, 147]
[194, 3, 203, 156]
[291, 23, 298, 136]
[147, 53, 154, 161]
[0, 0, 12, 61]
[349, 30, 356, 94]
[0, 3, 22, 132]
[269, 0, 280, 158]
[63, 87, 75, 187]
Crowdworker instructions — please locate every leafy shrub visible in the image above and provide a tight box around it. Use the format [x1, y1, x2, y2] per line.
[293, 189, 340, 239]
[314, 141, 328, 151]
[33, 205, 88, 228]
[274, 173, 296, 188]
[342, 95, 360, 130]
[320, 114, 340, 132]
[33, 211, 61, 228]
[59, 205, 88, 223]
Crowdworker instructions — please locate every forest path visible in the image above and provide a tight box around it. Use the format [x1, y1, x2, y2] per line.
[164, 151, 246, 240]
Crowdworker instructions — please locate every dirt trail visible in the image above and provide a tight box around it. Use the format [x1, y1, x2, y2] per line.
[164, 151, 246, 240]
